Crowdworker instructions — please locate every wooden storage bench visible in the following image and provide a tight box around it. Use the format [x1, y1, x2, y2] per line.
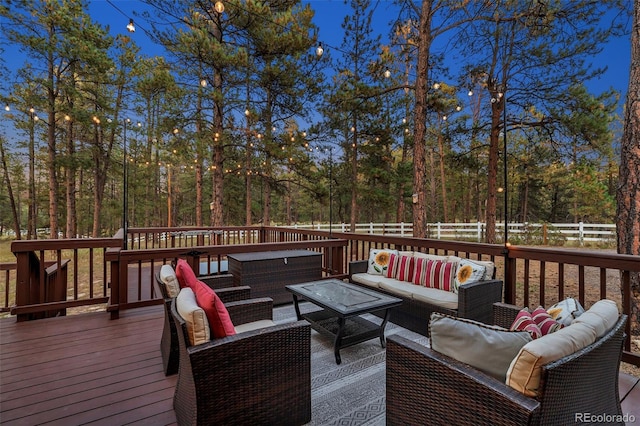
[228, 250, 322, 305]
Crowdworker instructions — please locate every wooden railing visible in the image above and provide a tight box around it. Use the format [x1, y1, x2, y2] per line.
[8, 237, 121, 321]
[105, 229, 348, 319]
[4, 225, 639, 366]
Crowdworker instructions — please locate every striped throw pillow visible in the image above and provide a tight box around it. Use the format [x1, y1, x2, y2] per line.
[412, 258, 456, 292]
[385, 253, 400, 278]
[531, 306, 564, 335]
[510, 309, 542, 339]
[396, 255, 414, 281]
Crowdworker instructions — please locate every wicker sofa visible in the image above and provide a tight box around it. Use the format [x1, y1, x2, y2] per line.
[386, 301, 627, 426]
[155, 264, 251, 376]
[348, 251, 503, 336]
[170, 292, 311, 425]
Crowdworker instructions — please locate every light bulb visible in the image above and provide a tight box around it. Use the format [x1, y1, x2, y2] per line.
[316, 43, 324, 57]
[127, 19, 135, 33]
[214, 1, 225, 13]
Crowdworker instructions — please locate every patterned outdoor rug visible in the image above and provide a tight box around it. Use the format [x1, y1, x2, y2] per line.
[274, 303, 429, 426]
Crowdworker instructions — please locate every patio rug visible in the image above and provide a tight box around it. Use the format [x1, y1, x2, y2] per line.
[274, 302, 429, 426]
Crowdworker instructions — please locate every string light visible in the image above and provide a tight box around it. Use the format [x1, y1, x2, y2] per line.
[316, 43, 324, 57]
[126, 18, 135, 32]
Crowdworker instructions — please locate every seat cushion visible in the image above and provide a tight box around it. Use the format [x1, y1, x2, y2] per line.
[176, 287, 210, 346]
[234, 319, 276, 334]
[193, 280, 236, 338]
[430, 313, 532, 382]
[378, 279, 415, 298]
[175, 258, 198, 289]
[351, 273, 382, 288]
[160, 264, 180, 298]
[410, 285, 459, 310]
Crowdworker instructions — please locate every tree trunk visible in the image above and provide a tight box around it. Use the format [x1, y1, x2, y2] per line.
[438, 130, 448, 222]
[65, 115, 76, 238]
[0, 140, 21, 239]
[485, 97, 501, 244]
[350, 121, 358, 231]
[28, 113, 36, 239]
[412, 0, 433, 238]
[617, 0, 640, 335]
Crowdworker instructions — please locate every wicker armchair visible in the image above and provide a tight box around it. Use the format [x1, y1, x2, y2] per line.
[170, 297, 312, 426]
[156, 269, 250, 376]
[386, 303, 627, 426]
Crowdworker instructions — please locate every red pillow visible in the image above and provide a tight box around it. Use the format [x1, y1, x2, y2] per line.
[412, 258, 455, 292]
[396, 255, 414, 282]
[385, 253, 400, 278]
[193, 279, 236, 338]
[510, 309, 542, 339]
[531, 306, 564, 335]
[175, 258, 198, 289]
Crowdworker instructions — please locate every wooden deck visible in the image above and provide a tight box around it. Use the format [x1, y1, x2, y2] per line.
[1, 305, 639, 425]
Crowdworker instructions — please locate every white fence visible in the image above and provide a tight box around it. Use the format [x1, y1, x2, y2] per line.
[288, 222, 617, 245]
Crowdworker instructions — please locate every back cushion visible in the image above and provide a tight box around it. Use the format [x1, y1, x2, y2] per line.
[159, 264, 180, 298]
[176, 287, 210, 346]
[175, 258, 198, 289]
[430, 313, 532, 382]
[506, 321, 597, 397]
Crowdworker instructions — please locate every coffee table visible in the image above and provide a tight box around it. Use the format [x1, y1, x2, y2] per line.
[286, 279, 402, 364]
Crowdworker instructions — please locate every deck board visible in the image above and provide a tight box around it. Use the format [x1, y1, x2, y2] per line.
[0, 306, 177, 426]
[1, 305, 639, 425]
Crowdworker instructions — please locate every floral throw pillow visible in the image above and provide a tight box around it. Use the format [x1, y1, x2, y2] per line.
[453, 258, 486, 292]
[367, 249, 398, 275]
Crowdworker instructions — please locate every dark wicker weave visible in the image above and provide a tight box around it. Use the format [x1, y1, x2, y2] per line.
[386, 302, 628, 426]
[228, 250, 322, 305]
[156, 272, 251, 376]
[348, 260, 503, 335]
[170, 297, 312, 426]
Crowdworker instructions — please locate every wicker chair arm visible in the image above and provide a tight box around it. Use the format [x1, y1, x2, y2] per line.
[386, 334, 539, 426]
[215, 286, 251, 303]
[200, 273, 234, 289]
[185, 320, 312, 424]
[225, 297, 273, 325]
[493, 302, 522, 328]
[348, 260, 368, 280]
[457, 279, 503, 324]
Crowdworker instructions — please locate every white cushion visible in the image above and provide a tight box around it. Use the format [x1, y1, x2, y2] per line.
[547, 298, 585, 326]
[430, 313, 532, 381]
[351, 273, 381, 288]
[411, 285, 459, 310]
[506, 320, 597, 397]
[176, 287, 210, 346]
[234, 319, 276, 334]
[413, 252, 450, 262]
[160, 264, 180, 298]
[453, 258, 486, 290]
[378, 279, 415, 298]
[572, 299, 619, 338]
[367, 249, 398, 275]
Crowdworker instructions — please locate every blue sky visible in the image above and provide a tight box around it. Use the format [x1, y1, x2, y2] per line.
[89, 0, 631, 96]
[1, 1, 632, 118]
